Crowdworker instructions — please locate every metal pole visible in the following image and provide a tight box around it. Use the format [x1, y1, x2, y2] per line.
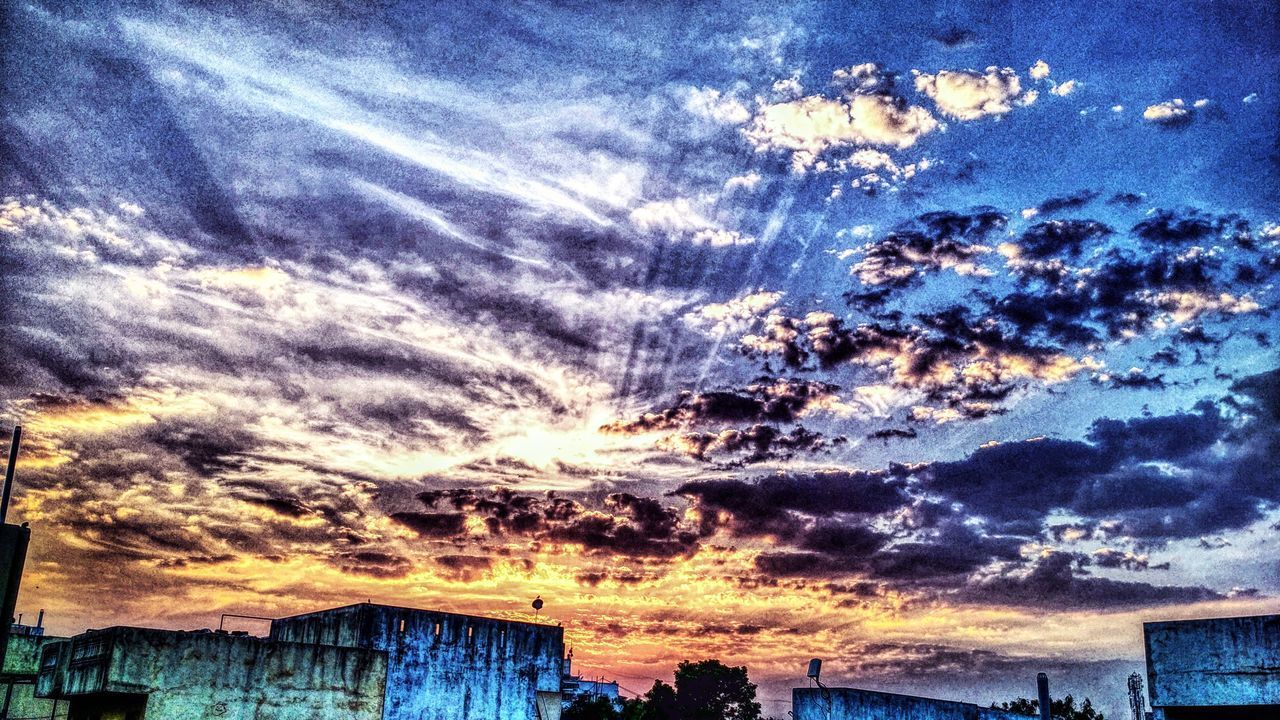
[1, 426, 21, 524]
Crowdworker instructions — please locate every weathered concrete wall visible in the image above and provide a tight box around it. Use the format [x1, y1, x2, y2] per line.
[793, 687, 1025, 720]
[38, 627, 387, 720]
[1144, 614, 1280, 708]
[270, 604, 563, 720]
[2, 635, 69, 719]
[4, 634, 64, 675]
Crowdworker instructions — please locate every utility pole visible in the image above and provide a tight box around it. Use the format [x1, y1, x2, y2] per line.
[0, 426, 31, 674]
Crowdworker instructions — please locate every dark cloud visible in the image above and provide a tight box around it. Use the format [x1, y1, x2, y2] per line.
[668, 424, 845, 466]
[920, 376, 1280, 542]
[1015, 219, 1112, 260]
[931, 26, 979, 48]
[1032, 190, 1100, 215]
[1101, 369, 1168, 390]
[958, 552, 1221, 609]
[676, 468, 910, 537]
[1132, 209, 1249, 246]
[867, 427, 917, 441]
[412, 488, 700, 558]
[389, 511, 468, 538]
[433, 554, 494, 581]
[331, 550, 413, 578]
[1108, 192, 1146, 207]
[601, 378, 843, 433]
[846, 208, 1006, 290]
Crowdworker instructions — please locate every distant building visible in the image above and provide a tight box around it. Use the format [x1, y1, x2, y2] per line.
[10, 609, 45, 638]
[1144, 613, 1280, 719]
[560, 651, 620, 708]
[793, 687, 1027, 720]
[35, 602, 565, 720]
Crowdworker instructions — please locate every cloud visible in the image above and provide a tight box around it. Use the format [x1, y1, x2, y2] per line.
[629, 198, 755, 245]
[918, 372, 1280, 541]
[1143, 99, 1193, 126]
[845, 208, 1006, 287]
[912, 66, 1028, 120]
[413, 488, 701, 559]
[1091, 547, 1160, 571]
[676, 468, 911, 537]
[742, 307, 1096, 418]
[745, 65, 938, 171]
[685, 86, 751, 125]
[685, 290, 785, 334]
[601, 377, 847, 434]
[1029, 60, 1050, 80]
[958, 552, 1220, 609]
[1028, 190, 1101, 216]
[1050, 79, 1078, 97]
[662, 424, 845, 465]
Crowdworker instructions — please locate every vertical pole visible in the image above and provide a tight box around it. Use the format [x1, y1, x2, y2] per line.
[1037, 673, 1051, 720]
[1, 427, 21, 524]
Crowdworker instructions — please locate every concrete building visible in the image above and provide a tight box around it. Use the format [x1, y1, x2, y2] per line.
[1144, 613, 1280, 719]
[793, 687, 1027, 720]
[34, 602, 564, 720]
[1, 634, 67, 719]
[560, 651, 620, 709]
[269, 603, 564, 720]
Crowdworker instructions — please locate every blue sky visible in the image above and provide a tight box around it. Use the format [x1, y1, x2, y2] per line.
[2, 0, 1278, 715]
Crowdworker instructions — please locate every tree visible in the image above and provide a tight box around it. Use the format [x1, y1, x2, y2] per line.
[992, 694, 1105, 720]
[672, 659, 763, 720]
[619, 660, 763, 720]
[563, 694, 622, 720]
[637, 680, 679, 720]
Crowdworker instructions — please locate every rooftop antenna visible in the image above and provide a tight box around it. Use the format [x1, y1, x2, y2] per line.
[1128, 673, 1147, 720]
[1, 426, 22, 523]
[532, 595, 544, 620]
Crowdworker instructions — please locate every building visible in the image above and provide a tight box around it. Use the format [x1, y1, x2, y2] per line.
[34, 602, 565, 720]
[1144, 613, 1280, 719]
[561, 651, 620, 708]
[793, 687, 1027, 720]
[269, 603, 564, 720]
[36, 626, 385, 720]
[1, 633, 67, 719]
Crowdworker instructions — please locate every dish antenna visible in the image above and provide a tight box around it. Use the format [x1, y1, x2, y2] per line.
[532, 595, 544, 619]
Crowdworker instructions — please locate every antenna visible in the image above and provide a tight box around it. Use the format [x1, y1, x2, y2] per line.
[1, 426, 22, 524]
[1128, 673, 1147, 720]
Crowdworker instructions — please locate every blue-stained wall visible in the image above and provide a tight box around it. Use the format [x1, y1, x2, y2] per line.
[1144, 614, 1280, 708]
[269, 603, 563, 720]
[793, 687, 1026, 720]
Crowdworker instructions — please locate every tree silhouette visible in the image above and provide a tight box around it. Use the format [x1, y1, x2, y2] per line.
[993, 694, 1105, 720]
[605, 659, 763, 720]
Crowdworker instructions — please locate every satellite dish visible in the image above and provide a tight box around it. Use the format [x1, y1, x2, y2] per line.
[532, 595, 544, 619]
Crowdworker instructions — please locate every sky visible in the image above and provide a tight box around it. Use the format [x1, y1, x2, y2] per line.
[1, 0, 1278, 715]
